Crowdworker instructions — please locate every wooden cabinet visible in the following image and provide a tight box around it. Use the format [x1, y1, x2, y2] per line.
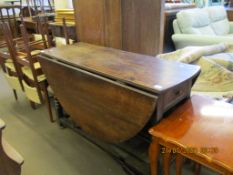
[73, 0, 165, 56]
[73, 0, 122, 49]
[226, 7, 233, 21]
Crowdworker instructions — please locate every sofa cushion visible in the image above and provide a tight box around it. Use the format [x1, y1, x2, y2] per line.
[206, 6, 230, 35]
[176, 8, 215, 35]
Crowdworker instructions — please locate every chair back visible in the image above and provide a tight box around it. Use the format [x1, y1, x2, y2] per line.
[51, 18, 75, 47]
[19, 23, 44, 103]
[0, 21, 24, 90]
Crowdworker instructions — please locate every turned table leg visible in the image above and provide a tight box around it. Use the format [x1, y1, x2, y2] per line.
[176, 154, 184, 175]
[149, 139, 160, 175]
[163, 150, 172, 175]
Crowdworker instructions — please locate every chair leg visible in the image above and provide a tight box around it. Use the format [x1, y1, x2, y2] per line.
[43, 83, 54, 123]
[13, 89, 18, 101]
[30, 101, 36, 110]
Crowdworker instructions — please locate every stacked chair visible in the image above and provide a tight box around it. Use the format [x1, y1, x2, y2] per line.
[51, 17, 74, 47]
[0, 20, 53, 122]
[33, 16, 74, 47]
[0, 16, 75, 123]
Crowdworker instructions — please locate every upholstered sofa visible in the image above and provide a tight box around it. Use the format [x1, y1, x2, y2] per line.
[172, 6, 233, 49]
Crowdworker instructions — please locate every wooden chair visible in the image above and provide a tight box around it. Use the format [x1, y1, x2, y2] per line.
[49, 18, 75, 47]
[33, 15, 53, 48]
[19, 23, 54, 122]
[0, 22, 25, 101]
[0, 4, 22, 38]
[0, 21, 54, 122]
[0, 20, 48, 101]
[0, 119, 24, 175]
[32, 16, 74, 48]
[20, 15, 51, 49]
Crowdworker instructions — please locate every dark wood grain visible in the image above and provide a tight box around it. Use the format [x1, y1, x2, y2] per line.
[39, 56, 157, 143]
[39, 43, 200, 142]
[226, 7, 233, 21]
[40, 43, 200, 94]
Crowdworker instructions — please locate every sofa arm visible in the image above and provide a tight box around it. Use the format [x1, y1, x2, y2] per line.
[172, 34, 233, 49]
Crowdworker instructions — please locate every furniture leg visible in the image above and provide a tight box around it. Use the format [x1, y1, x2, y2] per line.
[176, 154, 184, 175]
[13, 89, 18, 101]
[43, 83, 54, 123]
[163, 149, 172, 175]
[149, 139, 160, 175]
[29, 101, 36, 110]
[54, 98, 65, 127]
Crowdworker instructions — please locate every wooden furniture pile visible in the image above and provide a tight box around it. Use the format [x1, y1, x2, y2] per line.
[1, 0, 233, 174]
[149, 95, 233, 175]
[0, 21, 54, 122]
[49, 9, 76, 41]
[0, 118, 24, 175]
[41, 1, 233, 174]
[0, 14, 75, 123]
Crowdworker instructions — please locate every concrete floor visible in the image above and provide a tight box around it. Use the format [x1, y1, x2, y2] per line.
[0, 71, 128, 175]
[0, 70, 218, 175]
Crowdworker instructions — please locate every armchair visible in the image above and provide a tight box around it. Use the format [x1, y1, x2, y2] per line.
[172, 6, 233, 49]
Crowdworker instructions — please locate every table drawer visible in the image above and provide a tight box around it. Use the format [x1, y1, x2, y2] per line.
[163, 80, 192, 112]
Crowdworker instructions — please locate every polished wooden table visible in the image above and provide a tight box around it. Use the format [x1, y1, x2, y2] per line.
[39, 42, 200, 143]
[149, 95, 233, 175]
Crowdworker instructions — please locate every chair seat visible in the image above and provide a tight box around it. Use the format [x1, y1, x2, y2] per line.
[4, 59, 16, 72]
[22, 62, 46, 82]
